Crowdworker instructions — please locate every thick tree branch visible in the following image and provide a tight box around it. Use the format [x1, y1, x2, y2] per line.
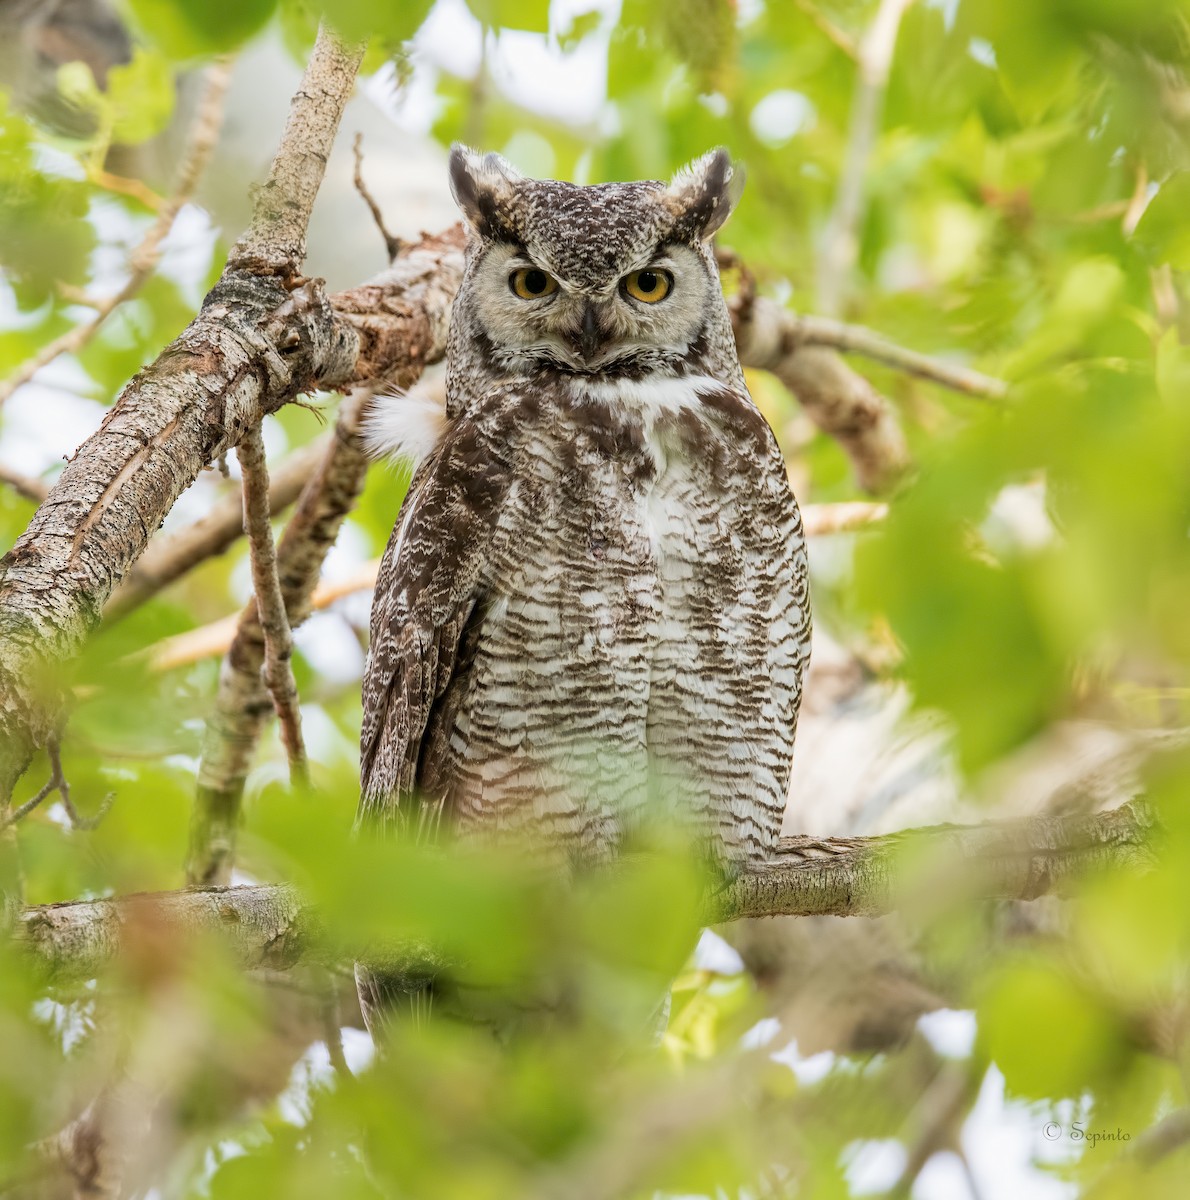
[18, 802, 1156, 984]
[731, 292, 911, 492]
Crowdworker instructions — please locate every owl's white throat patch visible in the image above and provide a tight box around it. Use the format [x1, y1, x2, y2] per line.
[362, 386, 450, 466]
[572, 374, 722, 421]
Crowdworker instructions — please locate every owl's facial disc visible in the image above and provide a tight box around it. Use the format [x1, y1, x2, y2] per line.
[471, 243, 711, 374]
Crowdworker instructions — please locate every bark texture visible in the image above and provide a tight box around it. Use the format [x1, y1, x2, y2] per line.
[19, 801, 1156, 985]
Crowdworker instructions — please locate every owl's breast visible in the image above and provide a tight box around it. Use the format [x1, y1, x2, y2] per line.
[448, 374, 807, 862]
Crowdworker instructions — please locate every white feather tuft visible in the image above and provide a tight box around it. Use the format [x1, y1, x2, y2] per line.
[362, 386, 450, 466]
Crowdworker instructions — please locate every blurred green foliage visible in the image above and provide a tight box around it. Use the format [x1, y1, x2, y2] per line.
[3, 0, 1190, 1196]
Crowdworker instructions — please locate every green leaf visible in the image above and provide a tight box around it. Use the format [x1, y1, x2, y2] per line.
[107, 48, 176, 144]
[125, 0, 278, 58]
[320, 0, 436, 45]
[55, 62, 105, 115]
[979, 957, 1126, 1099]
[466, 0, 550, 33]
[1132, 173, 1190, 269]
[0, 97, 95, 298]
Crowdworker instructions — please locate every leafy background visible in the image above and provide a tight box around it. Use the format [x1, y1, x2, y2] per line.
[3, 0, 1190, 1196]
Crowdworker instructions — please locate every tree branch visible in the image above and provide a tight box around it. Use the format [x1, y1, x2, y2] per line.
[786, 313, 1008, 400]
[187, 234, 467, 886]
[0, 464, 51, 504]
[236, 424, 308, 787]
[731, 291, 911, 492]
[0, 28, 364, 804]
[17, 802, 1156, 984]
[103, 435, 331, 622]
[817, 0, 916, 316]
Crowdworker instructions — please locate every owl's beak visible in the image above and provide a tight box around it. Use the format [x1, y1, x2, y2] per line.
[576, 301, 604, 364]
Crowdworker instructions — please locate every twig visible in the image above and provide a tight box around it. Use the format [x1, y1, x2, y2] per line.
[103, 434, 331, 622]
[788, 313, 1008, 399]
[86, 167, 165, 212]
[0, 59, 234, 408]
[321, 968, 350, 1077]
[1, 737, 114, 831]
[793, 0, 858, 58]
[139, 502, 886, 674]
[802, 500, 887, 535]
[236, 424, 308, 789]
[0, 463, 51, 503]
[817, 0, 916, 316]
[730, 290, 911, 492]
[15, 802, 1157, 984]
[351, 133, 402, 263]
[721, 246, 1004, 399]
[0, 28, 365, 806]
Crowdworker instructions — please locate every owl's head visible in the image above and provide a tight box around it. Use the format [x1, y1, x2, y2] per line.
[448, 145, 741, 377]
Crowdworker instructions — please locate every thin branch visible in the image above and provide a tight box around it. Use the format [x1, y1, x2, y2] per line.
[730, 289, 911, 492]
[817, 0, 916, 316]
[0, 463, 51, 504]
[351, 133, 402, 263]
[0, 772, 62, 831]
[229, 29, 364, 274]
[15, 802, 1156, 984]
[0, 28, 365, 807]
[188, 390, 380, 885]
[0, 58, 234, 408]
[236, 424, 308, 789]
[802, 500, 887, 535]
[103, 434, 331, 622]
[86, 167, 166, 212]
[145, 562, 373, 674]
[793, 0, 858, 58]
[721, 246, 1005, 400]
[0, 737, 114, 831]
[789, 313, 1008, 399]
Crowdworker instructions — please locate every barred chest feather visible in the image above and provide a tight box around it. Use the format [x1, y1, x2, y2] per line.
[431, 371, 809, 865]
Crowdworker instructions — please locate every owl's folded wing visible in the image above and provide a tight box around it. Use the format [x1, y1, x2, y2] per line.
[357, 416, 511, 836]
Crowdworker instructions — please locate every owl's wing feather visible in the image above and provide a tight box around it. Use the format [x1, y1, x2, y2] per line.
[357, 415, 511, 835]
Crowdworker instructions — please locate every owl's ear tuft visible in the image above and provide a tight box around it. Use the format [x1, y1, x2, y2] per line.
[666, 148, 742, 241]
[449, 144, 523, 237]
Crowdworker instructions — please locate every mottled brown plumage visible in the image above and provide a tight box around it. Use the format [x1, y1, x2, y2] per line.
[359, 145, 810, 872]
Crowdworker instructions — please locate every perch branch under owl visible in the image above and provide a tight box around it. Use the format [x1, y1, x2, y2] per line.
[15, 800, 1155, 983]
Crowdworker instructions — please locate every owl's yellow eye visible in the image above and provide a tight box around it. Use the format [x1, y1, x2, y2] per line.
[510, 267, 559, 299]
[622, 269, 672, 303]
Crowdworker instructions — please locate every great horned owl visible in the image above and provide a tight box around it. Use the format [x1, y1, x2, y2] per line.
[358, 146, 810, 875]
